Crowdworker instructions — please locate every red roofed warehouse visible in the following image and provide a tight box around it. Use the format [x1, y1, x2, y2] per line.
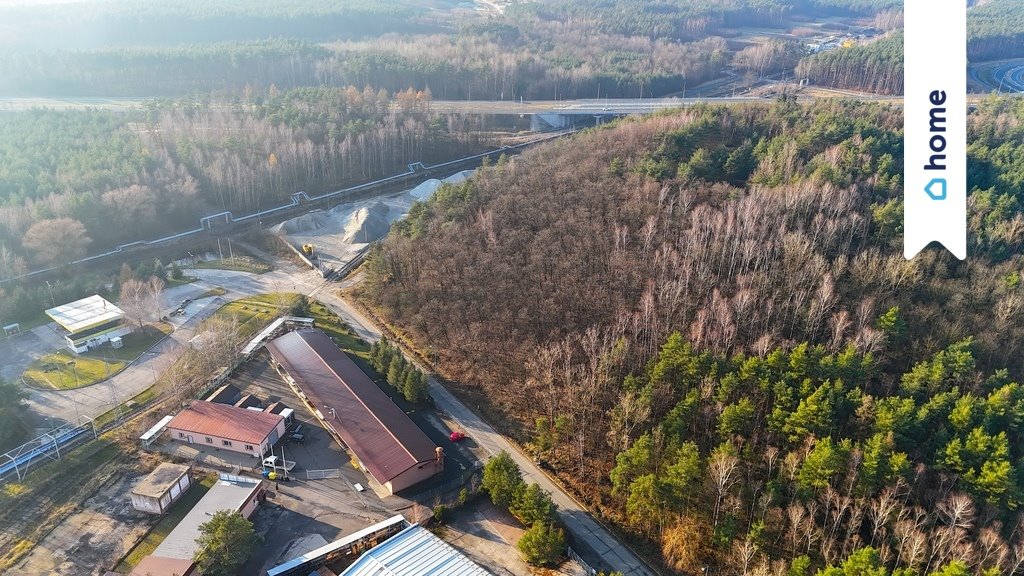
[166, 400, 285, 457]
[266, 329, 443, 494]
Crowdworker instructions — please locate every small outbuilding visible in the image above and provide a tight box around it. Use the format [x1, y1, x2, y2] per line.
[205, 383, 241, 404]
[131, 463, 193, 515]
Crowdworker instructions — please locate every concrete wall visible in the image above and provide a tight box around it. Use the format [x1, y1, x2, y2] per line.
[131, 472, 193, 515]
[168, 427, 268, 457]
[239, 489, 262, 519]
[385, 458, 444, 494]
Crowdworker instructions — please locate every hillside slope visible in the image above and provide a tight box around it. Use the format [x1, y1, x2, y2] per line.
[363, 99, 1024, 572]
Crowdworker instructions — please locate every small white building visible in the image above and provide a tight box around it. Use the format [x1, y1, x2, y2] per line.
[131, 463, 193, 515]
[45, 294, 131, 353]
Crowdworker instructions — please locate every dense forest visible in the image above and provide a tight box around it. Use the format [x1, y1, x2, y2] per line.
[796, 33, 903, 95]
[967, 0, 1024, 62]
[363, 98, 1024, 572]
[0, 0, 1019, 99]
[0, 0, 438, 51]
[0, 0, 962, 100]
[0, 86, 487, 274]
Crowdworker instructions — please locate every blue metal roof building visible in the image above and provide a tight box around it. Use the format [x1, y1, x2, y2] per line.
[340, 524, 491, 576]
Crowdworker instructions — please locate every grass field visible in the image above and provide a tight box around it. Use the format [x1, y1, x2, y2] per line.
[308, 300, 371, 359]
[215, 293, 294, 339]
[194, 256, 273, 274]
[114, 473, 217, 573]
[22, 324, 172, 390]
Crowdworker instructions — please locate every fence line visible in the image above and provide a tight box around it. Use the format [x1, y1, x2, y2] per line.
[410, 466, 482, 505]
[306, 468, 342, 480]
[568, 546, 598, 576]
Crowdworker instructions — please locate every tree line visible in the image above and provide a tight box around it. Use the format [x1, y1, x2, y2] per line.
[0, 0, 920, 100]
[369, 337, 430, 404]
[0, 0, 432, 52]
[362, 99, 1024, 572]
[967, 0, 1024, 62]
[0, 86, 487, 271]
[795, 33, 903, 95]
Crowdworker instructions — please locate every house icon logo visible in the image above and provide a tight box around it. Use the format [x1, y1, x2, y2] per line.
[925, 178, 947, 200]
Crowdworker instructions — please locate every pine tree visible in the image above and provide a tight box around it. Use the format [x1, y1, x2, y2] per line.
[387, 356, 404, 388]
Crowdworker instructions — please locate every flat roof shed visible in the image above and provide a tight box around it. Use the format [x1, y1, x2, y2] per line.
[45, 295, 124, 335]
[265, 329, 442, 494]
[131, 463, 193, 515]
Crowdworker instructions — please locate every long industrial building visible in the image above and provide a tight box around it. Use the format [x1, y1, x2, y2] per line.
[265, 329, 443, 494]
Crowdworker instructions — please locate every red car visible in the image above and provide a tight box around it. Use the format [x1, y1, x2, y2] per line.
[449, 431, 466, 442]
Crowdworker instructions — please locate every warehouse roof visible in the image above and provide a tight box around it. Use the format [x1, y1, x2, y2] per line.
[340, 524, 490, 576]
[265, 329, 438, 484]
[132, 463, 191, 499]
[167, 401, 282, 445]
[152, 475, 262, 560]
[45, 295, 124, 335]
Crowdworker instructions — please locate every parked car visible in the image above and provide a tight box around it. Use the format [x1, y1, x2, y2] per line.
[288, 432, 305, 444]
[262, 455, 296, 471]
[449, 431, 466, 442]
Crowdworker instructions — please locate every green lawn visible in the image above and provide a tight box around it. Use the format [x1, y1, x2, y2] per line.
[3, 311, 50, 333]
[114, 473, 217, 573]
[194, 256, 273, 274]
[22, 324, 171, 390]
[215, 294, 294, 339]
[308, 300, 371, 358]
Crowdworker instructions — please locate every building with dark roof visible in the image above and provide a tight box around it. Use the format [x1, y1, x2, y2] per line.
[265, 329, 443, 494]
[205, 383, 241, 404]
[165, 400, 285, 456]
[129, 555, 197, 576]
[234, 393, 262, 409]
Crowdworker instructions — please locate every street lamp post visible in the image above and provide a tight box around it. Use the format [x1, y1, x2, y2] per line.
[45, 280, 56, 308]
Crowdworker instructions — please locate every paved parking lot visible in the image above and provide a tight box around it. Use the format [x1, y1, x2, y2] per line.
[0, 329, 53, 383]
